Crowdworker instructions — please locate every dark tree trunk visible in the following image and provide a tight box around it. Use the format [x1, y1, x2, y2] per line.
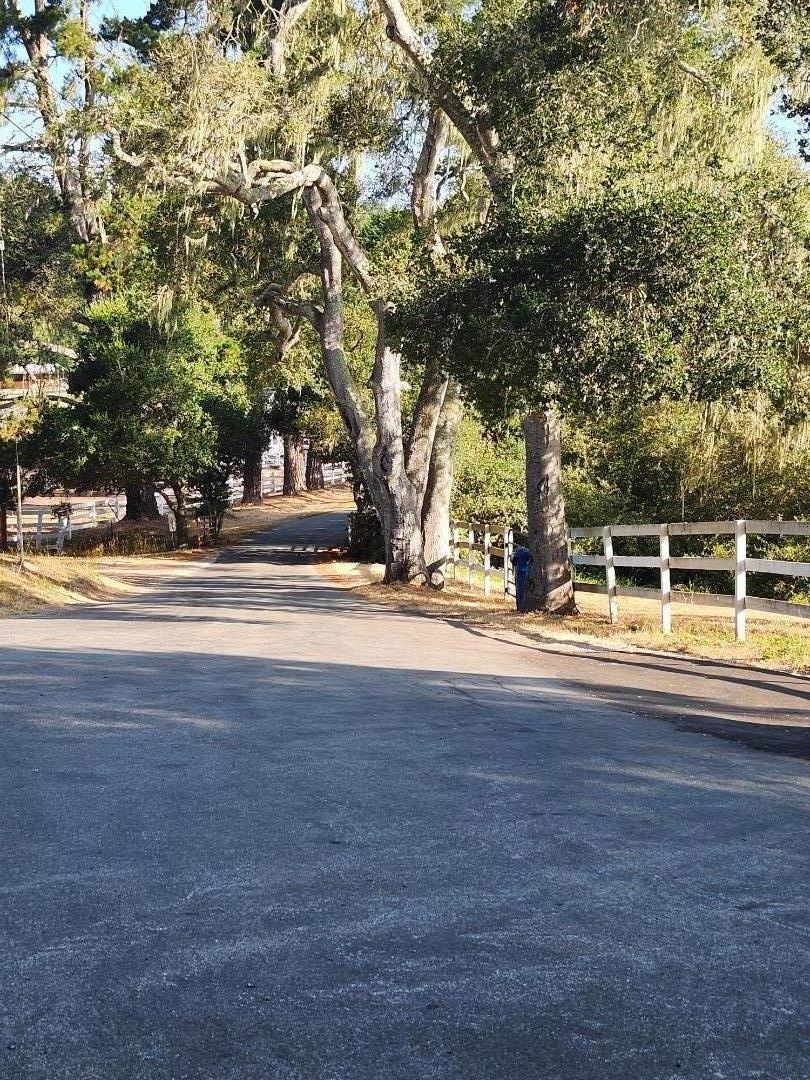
[242, 443, 263, 505]
[170, 482, 190, 547]
[124, 481, 161, 522]
[283, 434, 307, 495]
[306, 449, 325, 490]
[0, 503, 8, 552]
[523, 410, 577, 614]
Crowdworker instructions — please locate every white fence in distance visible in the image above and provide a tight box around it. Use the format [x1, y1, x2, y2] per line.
[9, 463, 351, 550]
[450, 519, 810, 641]
[9, 498, 124, 552]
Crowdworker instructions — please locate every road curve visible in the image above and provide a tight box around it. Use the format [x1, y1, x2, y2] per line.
[1, 510, 809, 1080]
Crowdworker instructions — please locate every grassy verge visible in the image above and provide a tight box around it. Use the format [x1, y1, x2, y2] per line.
[323, 560, 810, 675]
[0, 554, 133, 614]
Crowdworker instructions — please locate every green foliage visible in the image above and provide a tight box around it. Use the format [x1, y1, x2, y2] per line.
[451, 403, 810, 599]
[397, 178, 809, 422]
[0, 175, 82, 367]
[451, 417, 526, 526]
[433, 0, 807, 199]
[25, 294, 249, 496]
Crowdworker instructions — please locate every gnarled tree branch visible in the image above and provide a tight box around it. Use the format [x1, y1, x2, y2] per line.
[375, 0, 513, 194]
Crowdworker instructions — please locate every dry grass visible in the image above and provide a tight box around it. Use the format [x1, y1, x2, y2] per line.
[322, 561, 810, 676]
[0, 554, 134, 615]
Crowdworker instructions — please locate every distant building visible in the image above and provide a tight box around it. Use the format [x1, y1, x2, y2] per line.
[1, 363, 70, 401]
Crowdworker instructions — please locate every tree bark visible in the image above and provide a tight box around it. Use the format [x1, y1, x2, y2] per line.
[523, 411, 577, 614]
[242, 443, 263, 505]
[124, 481, 161, 522]
[306, 449, 325, 490]
[0, 503, 7, 552]
[375, 0, 514, 193]
[422, 381, 463, 587]
[192, 161, 459, 586]
[170, 482, 190, 547]
[283, 434, 307, 495]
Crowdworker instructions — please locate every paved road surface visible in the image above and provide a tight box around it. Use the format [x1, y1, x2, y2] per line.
[1, 511, 809, 1080]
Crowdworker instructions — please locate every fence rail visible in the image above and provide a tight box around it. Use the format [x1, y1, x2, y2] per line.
[9, 462, 351, 551]
[450, 518, 810, 641]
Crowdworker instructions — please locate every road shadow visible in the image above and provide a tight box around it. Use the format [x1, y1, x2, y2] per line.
[1, 644, 810, 1079]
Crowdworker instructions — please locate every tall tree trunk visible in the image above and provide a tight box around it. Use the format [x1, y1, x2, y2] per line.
[306, 449, 325, 490]
[0, 503, 7, 552]
[422, 383, 463, 587]
[523, 411, 577, 614]
[124, 481, 161, 522]
[370, 330, 428, 585]
[242, 442, 263, 505]
[170, 482, 190, 547]
[283, 434, 307, 495]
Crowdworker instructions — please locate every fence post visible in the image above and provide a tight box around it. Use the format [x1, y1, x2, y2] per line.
[91, 501, 98, 527]
[36, 510, 44, 551]
[603, 525, 618, 624]
[566, 527, 574, 604]
[505, 527, 514, 598]
[659, 523, 672, 635]
[467, 525, 474, 587]
[735, 519, 747, 642]
[483, 524, 491, 597]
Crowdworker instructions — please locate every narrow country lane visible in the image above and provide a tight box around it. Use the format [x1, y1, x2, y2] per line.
[1, 510, 809, 1080]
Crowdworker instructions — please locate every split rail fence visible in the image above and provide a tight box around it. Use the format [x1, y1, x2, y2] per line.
[450, 519, 810, 641]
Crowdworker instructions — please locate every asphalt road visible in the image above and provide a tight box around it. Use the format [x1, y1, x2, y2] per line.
[1, 510, 809, 1080]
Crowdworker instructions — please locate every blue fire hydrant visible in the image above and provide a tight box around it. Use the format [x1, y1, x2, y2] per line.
[511, 545, 533, 612]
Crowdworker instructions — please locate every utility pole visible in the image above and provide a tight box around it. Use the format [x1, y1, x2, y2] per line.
[15, 437, 24, 565]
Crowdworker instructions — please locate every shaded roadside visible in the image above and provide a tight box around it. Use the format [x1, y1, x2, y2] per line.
[321, 561, 810, 761]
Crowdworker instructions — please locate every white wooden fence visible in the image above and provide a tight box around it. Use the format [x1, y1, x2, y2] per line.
[450, 519, 810, 641]
[449, 523, 518, 598]
[9, 463, 351, 550]
[8, 498, 124, 552]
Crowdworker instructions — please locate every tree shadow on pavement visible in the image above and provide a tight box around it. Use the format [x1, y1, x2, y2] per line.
[1, 644, 810, 1080]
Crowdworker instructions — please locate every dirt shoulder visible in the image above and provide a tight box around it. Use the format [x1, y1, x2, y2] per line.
[1, 488, 354, 616]
[320, 559, 810, 677]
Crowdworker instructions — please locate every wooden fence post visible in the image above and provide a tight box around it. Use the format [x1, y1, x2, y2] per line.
[659, 523, 672, 634]
[735, 519, 747, 642]
[467, 525, 474, 587]
[483, 524, 491, 597]
[566, 527, 574, 604]
[451, 525, 459, 580]
[36, 511, 44, 551]
[603, 525, 618, 624]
